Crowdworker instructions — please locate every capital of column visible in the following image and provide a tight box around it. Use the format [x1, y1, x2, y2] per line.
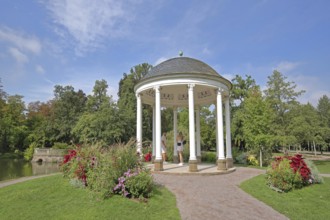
[136, 93, 141, 99]
[216, 88, 224, 95]
[188, 84, 195, 90]
[154, 86, 160, 92]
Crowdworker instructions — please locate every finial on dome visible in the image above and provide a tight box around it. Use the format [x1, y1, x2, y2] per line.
[179, 50, 183, 57]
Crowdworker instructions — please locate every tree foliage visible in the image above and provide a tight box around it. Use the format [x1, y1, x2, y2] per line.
[117, 63, 152, 142]
[73, 80, 125, 144]
[264, 70, 305, 147]
[1, 66, 330, 158]
[240, 87, 275, 164]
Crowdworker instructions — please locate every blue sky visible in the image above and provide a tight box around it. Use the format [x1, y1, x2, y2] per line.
[0, 0, 329, 106]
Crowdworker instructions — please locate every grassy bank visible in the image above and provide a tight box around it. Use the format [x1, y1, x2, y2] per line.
[313, 160, 330, 174]
[240, 175, 330, 220]
[0, 174, 180, 220]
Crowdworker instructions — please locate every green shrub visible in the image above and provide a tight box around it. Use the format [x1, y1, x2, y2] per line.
[266, 158, 303, 192]
[61, 140, 146, 199]
[86, 150, 117, 198]
[201, 151, 217, 163]
[232, 147, 239, 162]
[53, 142, 69, 149]
[0, 152, 23, 159]
[183, 143, 190, 162]
[24, 143, 37, 161]
[236, 152, 248, 164]
[125, 170, 154, 199]
[110, 141, 141, 180]
[247, 155, 259, 166]
[305, 160, 324, 184]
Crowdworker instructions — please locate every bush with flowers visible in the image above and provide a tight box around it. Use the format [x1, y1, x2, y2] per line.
[247, 155, 259, 166]
[266, 154, 323, 192]
[113, 168, 153, 199]
[60, 140, 154, 199]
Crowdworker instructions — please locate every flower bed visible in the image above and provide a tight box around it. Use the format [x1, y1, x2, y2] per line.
[266, 154, 323, 192]
[60, 141, 154, 200]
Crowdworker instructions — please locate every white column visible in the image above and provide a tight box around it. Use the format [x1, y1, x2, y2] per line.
[155, 86, 162, 160]
[136, 93, 142, 154]
[196, 106, 201, 158]
[152, 105, 156, 157]
[216, 89, 225, 160]
[188, 84, 197, 161]
[225, 96, 232, 159]
[215, 103, 219, 158]
[173, 107, 178, 157]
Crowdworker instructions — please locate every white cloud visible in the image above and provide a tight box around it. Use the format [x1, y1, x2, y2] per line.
[202, 47, 211, 55]
[274, 61, 300, 73]
[8, 47, 29, 64]
[288, 74, 330, 106]
[154, 57, 168, 65]
[42, 0, 133, 55]
[0, 26, 42, 54]
[36, 65, 45, 74]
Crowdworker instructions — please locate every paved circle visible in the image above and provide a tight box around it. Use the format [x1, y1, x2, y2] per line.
[153, 167, 288, 220]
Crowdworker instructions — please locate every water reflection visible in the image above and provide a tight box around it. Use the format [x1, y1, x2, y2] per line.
[32, 161, 60, 175]
[0, 159, 60, 181]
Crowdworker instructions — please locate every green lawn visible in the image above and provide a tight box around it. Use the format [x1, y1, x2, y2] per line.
[0, 174, 180, 220]
[240, 175, 330, 220]
[313, 160, 330, 174]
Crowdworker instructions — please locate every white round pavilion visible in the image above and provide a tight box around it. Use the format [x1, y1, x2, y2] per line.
[134, 56, 233, 172]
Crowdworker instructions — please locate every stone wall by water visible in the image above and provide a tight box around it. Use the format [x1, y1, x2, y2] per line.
[32, 148, 65, 163]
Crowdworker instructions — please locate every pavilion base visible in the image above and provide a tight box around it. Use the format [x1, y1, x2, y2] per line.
[197, 156, 201, 163]
[217, 159, 227, 171]
[173, 155, 179, 163]
[226, 158, 234, 169]
[189, 160, 198, 172]
[154, 159, 164, 171]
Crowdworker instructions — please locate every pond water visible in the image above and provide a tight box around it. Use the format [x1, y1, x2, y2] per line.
[0, 159, 60, 181]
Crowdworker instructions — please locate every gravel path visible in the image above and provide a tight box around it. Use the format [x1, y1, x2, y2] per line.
[153, 167, 289, 220]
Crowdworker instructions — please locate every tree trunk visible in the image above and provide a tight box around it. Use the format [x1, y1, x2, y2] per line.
[308, 141, 310, 151]
[259, 149, 262, 168]
[313, 141, 317, 156]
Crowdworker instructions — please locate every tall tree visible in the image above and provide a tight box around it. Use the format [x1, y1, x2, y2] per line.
[231, 74, 258, 106]
[117, 63, 152, 142]
[264, 70, 305, 147]
[73, 80, 125, 144]
[317, 95, 330, 127]
[0, 95, 28, 152]
[49, 85, 87, 143]
[230, 75, 259, 149]
[26, 101, 53, 147]
[87, 79, 110, 111]
[289, 103, 328, 153]
[0, 78, 7, 113]
[241, 87, 275, 166]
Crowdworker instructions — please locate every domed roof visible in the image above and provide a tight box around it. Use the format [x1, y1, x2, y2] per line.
[142, 57, 221, 80]
[135, 56, 232, 107]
